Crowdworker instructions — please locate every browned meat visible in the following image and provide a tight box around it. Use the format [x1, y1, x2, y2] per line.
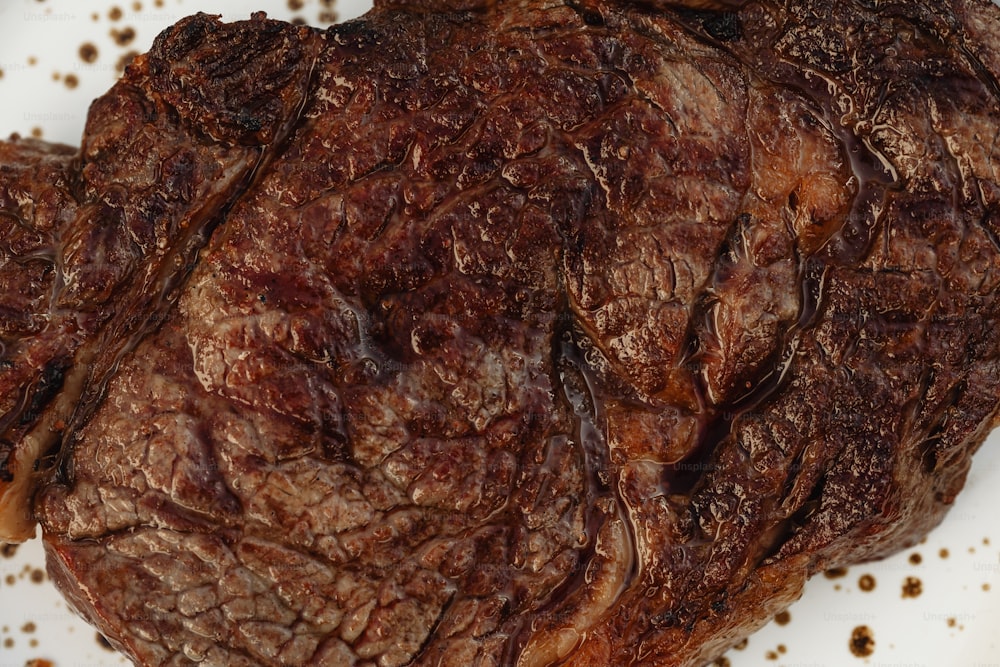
[1, 0, 999, 665]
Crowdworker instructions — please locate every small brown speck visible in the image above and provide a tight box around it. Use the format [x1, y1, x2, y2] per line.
[291, 17, 308, 26]
[64, 73, 79, 90]
[132, 1, 142, 10]
[4, 574, 15, 586]
[1, 543, 17, 558]
[111, 27, 136, 47]
[849, 625, 875, 658]
[91, 11, 99, 20]
[21, 621, 36, 633]
[969, 546, 977, 554]
[288, 0, 305, 10]
[79, 42, 99, 64]
[909, 552, 922, 565]
[28, 56, 38, 66]
[0, 68, 5, 80]
[318, 10, 338, 23]
[29, 637, 39, 648]
[765, 650, 779, 660]
[30, 568, 45, 584]
[947, 617, 957, 628]
[858, 573, 876, 592]
[3, 637, 12, 649]
[31, 127, 43, 138]
[939, 547, 950, 559]
[984, 583, 992, 592]
[155, 0, 164, 7]
[712, 658, 731, 667]
[109, 6, 123, 21]
[902, 576, 923, 598]
[824, 567, 849, 580]
[984, 537, 991, 546]
[774, 610, 791, 626]
[25, 660, 53, 667]
[733, 638, 748, 651]
[52, 71, 61, 81]
[777, 644, 786, 654]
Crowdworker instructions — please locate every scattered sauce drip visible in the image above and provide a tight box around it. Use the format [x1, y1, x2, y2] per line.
[109, 6, 123, 21]
[733, 638, 748, 651]
[288, 0, 305, 9]
[908, 552, 922, 565]
[858, 573, 876, 592]
[939, 547, 949, 559]
[132, 1, 143, 10]
[26, 660, 54, 667]
[1, 543, 17, 558]
[31, 127, 43, 139]
[27, 56, 38, 66]
[824, 566, 849, 579]
[64, 73, 79, 90]
[30, 568, 45, 584]
[774, 610, 791, 626]
[3, 637, 13, 649]
[765, 649, 778, 660]
[111, 27, 136, 47]
[947, 617, 957, 628]
[712, 658, 731, 667]
[21, 621, 36, 633]
[984, 583, 992, 592]
[901, 576, 923, 598]
[79, 42, 99, 64]
[849, 625, 875, 657]
[0, 68, 5, 79]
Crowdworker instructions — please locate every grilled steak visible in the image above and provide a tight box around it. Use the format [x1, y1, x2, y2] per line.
[2, 0, 999, 665]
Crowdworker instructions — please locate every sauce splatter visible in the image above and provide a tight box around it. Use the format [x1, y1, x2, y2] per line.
[908, 552, 922, 565]
[111, 27, 136, 47]
[901, 576, 922, 598]
[858, 573, 876, 592]
[849, 625, 875, 657]
[109, 6, 123, 21]
[79, 42, 99, 64]
[824, 567, 849, 580]
[939, 547, 949, 559]
[64, 73, 79, 90]
[774, 610, 791, 626]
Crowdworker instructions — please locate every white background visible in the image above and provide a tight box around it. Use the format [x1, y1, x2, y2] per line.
[1, 1, 999, 666]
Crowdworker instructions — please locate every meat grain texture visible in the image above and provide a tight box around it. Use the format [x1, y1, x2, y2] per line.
[1, 0, 999, 665]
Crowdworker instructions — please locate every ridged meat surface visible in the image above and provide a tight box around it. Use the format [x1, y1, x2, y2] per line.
[0, 0, 998, 665]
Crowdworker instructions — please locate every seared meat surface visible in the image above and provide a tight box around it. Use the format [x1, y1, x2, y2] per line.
[1, 0, 999, 665]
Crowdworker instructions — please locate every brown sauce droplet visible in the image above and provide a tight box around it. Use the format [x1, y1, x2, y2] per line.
[849, 625, 875, 657]
[0, 68, 5, 80]
[947, 617, 957, 628]
[4, 574, 15, 586]
[79, 42, 99, 64]
[901, 576, 923, 598]
[21, 621, 36, 633]
[288, 0, 305, 9]
[712, 658, 731, 667]
[132, 1, 143, 10]
[64, 73, 79, 90]
[3, 637, 13, 649]
[908, 552, 922, 565]
[30, 568, 45, 584]
[91, 12, 99, 21]
[774, 610, 791, 626]
[109, 6, 123, 21]
[824, 566, 849, 579]
[154, 0, 164, 7]
[25, 660, 53, 667]
[1, 544, 17, 558]
[765, 650, 778, 660]
[858, 573, 876, 592]
[30, 127, 43, 139]
[939, 547, 950, 559]
[111, 27, 137, 47]
[983, 583, 991, 592]
[777, 644, 786, 654]
[27, 56, 38, 67]
[318, 10, 339, 23]
[733, 638, 748, 651]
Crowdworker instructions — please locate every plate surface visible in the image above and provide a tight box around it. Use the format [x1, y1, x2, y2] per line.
[0, 1, 998, 666]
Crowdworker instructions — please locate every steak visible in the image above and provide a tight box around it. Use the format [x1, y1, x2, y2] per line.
[1, 0, 999, 665]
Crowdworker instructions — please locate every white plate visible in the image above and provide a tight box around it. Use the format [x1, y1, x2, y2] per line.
[1, 1, 999, 666]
